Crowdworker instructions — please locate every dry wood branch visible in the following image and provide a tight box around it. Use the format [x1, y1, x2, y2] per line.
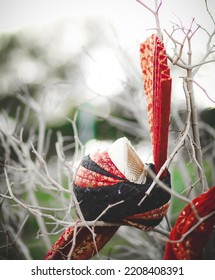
[3, 169, 121, 230]
[185, 74, 208, 191]
[136, 0, 162, 40]
[167, 209, 215, 244]
[138, 78, 192, 205]
[165, 15, 213, 192]
[192, 79, 215, 103]
[205, 0, 215, 27]
[1, 2, 215, 259]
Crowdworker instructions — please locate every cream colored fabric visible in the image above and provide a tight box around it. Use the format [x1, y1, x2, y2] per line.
[108, 137, 146, 184]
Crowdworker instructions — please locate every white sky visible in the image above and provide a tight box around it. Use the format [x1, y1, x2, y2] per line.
[0, 0, 215, 108]
[0, 0, 214, 35]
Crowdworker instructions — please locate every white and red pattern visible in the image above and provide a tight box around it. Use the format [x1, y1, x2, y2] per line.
[74, 165, 124, 188]
[140, 34, 171, 177]
[91, 150, 126, 179]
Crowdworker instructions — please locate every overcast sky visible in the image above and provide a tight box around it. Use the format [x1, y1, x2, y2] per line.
[0, 0, 214, 33]
[0, 0, 214, 108]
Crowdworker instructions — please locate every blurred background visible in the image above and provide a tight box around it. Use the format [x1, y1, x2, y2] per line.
[0, 0, 215, 259]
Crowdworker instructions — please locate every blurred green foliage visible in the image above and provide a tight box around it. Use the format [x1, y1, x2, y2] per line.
[0, 17, 214, 260]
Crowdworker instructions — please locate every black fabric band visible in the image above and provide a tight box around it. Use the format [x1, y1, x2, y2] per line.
[74, 164, 171, 227]
[81, 155, 125, 180]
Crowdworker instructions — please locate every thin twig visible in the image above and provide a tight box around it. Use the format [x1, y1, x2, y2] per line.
[205, 0, 215, 26]
[185, 74, 208, 191]
[138, 77, 192, 205]
[167, 209, 215, 244]
[136, 0, 162, 39]
[192, 79, 215, 103]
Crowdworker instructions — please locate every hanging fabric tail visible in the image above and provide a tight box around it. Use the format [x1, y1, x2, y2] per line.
[163, 186, 215, 260]
[45, 223, 118, 260]
[140, 34, 172, 177]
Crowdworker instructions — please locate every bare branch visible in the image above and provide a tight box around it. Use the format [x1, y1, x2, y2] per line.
[185, 74, 209, 191]
[192, 79, 215, 103]
[136, 0, 162, 40]
[138, 77, 192, 205]
[205, 0, 215, 26]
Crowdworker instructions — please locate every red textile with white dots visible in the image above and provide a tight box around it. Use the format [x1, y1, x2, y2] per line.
[163, 186, 215, 260]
